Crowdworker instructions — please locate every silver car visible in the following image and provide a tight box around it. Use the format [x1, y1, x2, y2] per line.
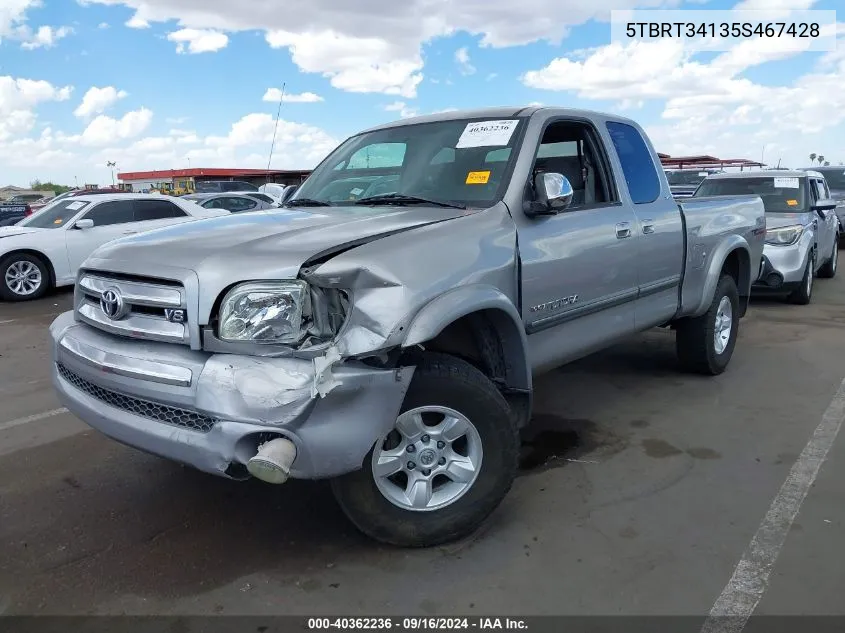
[798, 166, 845, 234]
[182, 192, 277, 213]
[694, 170, 839, 304]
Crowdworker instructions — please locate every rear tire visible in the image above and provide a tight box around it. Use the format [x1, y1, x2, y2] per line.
[788, 255, 814, 305]
[0, 253, 50, 302]
[676, 274, 739, 376]
[818, 239, 838, 279]
[331, 353, 519, 548]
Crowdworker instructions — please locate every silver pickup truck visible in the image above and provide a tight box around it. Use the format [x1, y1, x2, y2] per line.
[49, 106, 765, 547]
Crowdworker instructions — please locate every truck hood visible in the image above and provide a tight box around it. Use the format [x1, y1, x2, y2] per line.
[85, 205, 479, 319]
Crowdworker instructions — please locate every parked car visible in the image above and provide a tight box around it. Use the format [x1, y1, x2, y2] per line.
[798, 166, 845, 235]
[7, 193, 48, 204]
[182, 192, 277, 212]
[694, 170, 838, 304]
[193, 180, 259, 194]
[49, 106, 765, 547]
[280, 184, 298, 205]
[0, 194, 229, 301]
[0, 200, 31, 227]
[258, 183, 288, 204]
[665, 168, 722, 198]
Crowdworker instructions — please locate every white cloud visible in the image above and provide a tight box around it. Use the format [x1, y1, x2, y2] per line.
[167, 28, 229, 54]
[98, 22, 109, 29]
[79, 0, 682, 97]
[125, 15, 149, 29]
[384, 100, 418, 118]
[262, 89, 324, 103]
[455, 47, 476, 75]
[521, 35, 845, 165]
[73, 86, 128, 118]
[486, 72, 498, 81]
[19, 24, 73, 49]
[77, 108, 154, 147]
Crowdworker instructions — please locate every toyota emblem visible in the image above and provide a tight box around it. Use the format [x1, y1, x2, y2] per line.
[100, 288, 126, 320]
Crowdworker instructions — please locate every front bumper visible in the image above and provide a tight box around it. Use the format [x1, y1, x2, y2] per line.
[50, 311, 414, 480]
[753, 243, 810, 291]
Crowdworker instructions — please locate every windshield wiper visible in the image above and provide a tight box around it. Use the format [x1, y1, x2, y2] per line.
[285, 198, 331, 207]
[354, 194, 466, 209]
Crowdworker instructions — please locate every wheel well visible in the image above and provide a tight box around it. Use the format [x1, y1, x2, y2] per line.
[399, 309, 531, 426]
[721, 248, 750, 317]
[0, 249, 55, 285]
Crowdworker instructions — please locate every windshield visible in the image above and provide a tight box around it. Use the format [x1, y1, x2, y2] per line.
[18, 199, 91, 228]
[694, 176, 807, 213]
[291, 117, 525, 209]
[666, 171, 714, 186]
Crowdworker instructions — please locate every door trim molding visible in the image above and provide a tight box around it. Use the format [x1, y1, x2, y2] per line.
[525, 288, 638, 334]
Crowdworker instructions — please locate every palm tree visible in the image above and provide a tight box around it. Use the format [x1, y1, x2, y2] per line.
[824, 161, 830, 166]
[818, 155, 825, 165]
[810, 153, 817, 164]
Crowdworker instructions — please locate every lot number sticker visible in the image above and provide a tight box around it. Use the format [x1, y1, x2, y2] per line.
[774, 177, 799, 189]
[466, 171, 491, 185]
[456, 120, 519, 148]
[67, 201, 86, 210]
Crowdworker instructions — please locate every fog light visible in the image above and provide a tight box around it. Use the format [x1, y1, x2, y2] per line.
[247, 437, 297, 484]
[765, 272, 783, 288]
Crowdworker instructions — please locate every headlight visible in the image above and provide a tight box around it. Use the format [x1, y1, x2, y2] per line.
[765, 224, 804, 246]
[218, 281, 306, 343]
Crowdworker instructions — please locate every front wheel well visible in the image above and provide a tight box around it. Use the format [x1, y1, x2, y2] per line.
[398, 309, 531, 426]
[0, 249, 55, 285]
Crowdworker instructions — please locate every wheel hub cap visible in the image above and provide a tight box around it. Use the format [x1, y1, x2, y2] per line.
[4, 261, 41, 296]
[372, 405, 483, 512]
[714, 296, 733, 355]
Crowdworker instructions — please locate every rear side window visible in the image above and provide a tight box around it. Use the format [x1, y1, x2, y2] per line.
[134, 199, 187, 220]
[606, 121, 661, 204]
[83, 200, 135, 226]
[249, 193, 275, 204]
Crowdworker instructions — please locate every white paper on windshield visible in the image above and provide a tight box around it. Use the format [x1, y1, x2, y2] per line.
[698, 172, 708, 176]
[66, 201, 85, 210]
[456, 120, 519, 149]
[774, 177, 800, 189]
[350, 188, 364, 196]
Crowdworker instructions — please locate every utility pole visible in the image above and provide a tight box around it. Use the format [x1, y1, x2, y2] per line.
[106, 161, 117, 186]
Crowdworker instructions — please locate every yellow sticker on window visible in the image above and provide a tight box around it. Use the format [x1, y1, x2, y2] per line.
[54, 218, 63, 224]
[466, 170, 491, 185]
[786, 199, 798, 206]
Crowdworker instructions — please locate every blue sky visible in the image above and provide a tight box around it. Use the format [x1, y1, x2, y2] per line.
[0, 0, 842, 187]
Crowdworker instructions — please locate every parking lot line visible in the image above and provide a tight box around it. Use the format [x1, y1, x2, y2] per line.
[701, 377, 845, 633]
[0, 408, 69, 432]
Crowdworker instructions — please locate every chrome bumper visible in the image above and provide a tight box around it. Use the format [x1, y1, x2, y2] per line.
[50, 311, 414, 480]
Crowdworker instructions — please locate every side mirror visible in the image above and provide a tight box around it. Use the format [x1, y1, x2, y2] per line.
[74, 219, 94, 229]
[533, 172, 574, 214]
[812, 198, 837, 213]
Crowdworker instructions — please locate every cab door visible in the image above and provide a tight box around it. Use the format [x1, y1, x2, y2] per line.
[810, 177, 836, 266]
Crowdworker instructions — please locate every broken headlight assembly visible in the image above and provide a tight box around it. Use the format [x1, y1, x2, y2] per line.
[216, 280, 349, 348]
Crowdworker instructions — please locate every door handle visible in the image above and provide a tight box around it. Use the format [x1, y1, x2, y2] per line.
[122, 230, 138, 234]
[616, 222, 632, 239]
[641, 219, 655, 235]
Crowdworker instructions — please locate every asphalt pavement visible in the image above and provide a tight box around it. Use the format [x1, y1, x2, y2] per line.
[1, 274, 844, 620]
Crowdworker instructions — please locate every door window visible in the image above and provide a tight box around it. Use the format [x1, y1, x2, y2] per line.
[606, 121, 661, 204]
[81, 201, 135, 226]
[220, 196, 257, 212]
[134, 199, 187, 220]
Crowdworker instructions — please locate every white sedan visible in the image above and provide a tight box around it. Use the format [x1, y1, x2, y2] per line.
[0, 194, 229, 301]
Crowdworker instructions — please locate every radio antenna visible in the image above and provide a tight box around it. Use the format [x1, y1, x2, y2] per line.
[266, 82, 286, 178]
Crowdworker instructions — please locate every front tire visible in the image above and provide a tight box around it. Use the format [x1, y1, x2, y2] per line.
[676, 274, 739, 375]
[331, 353, 519, 548]
[818, 239, 838, 279]
[0, 253, 50, 301]
[788, 254, 814, 304]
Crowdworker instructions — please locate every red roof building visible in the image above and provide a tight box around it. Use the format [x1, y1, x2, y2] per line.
[117, 167, 312, 188]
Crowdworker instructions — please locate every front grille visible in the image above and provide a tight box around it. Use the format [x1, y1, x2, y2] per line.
[76, 272, 190, 346]
[57, 363, 217, 433]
